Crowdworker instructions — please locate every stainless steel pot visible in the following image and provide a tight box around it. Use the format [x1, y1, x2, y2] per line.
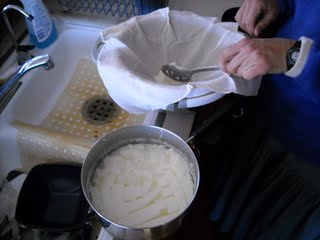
[81, 125, 200, 240]
[81, 97, 241, 239]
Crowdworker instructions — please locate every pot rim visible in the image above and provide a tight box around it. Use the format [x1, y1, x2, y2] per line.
[81, 125, 200, 230]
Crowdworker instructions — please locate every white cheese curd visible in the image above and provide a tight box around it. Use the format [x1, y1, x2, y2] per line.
[90, 143, 196, 228]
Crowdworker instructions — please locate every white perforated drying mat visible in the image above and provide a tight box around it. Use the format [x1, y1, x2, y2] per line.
[42, 58, 145, 140]
[15, 59, 145, 169]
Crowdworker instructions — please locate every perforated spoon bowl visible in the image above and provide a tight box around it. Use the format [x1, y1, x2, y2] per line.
[161, 64, 220, 82]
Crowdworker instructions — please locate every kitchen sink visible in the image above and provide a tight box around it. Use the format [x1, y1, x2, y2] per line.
[0, 21, 149, 179]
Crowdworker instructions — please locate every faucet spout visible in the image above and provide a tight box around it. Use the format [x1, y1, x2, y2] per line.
[18, 54, 53, 74]
[0, 54, 53, 101]
[2, 5, 34, 50]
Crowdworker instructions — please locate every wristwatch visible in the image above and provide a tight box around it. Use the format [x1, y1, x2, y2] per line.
[286, 40, 301, 70]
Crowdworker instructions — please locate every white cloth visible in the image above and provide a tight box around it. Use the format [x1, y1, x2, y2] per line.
[97, 8, 261, 114]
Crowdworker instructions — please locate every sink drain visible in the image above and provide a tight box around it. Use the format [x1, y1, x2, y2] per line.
[81, 96, 118, 125]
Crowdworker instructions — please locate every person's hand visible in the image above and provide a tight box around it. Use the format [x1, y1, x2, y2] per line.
[235, 0, 280, 37]
[219, 38, 295, 80]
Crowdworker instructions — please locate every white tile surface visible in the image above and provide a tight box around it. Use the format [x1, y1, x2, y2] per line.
[170, 0, 244, 19]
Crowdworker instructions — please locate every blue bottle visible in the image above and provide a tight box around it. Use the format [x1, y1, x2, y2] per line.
[20, 0, 58, 48]
[135, 0, 167, 15]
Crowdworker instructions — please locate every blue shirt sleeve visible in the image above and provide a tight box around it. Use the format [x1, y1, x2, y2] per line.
[295, 43, 320, 103]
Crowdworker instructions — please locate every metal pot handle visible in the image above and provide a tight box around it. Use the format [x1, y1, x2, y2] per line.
[5, 169, 28, 183]
[91, 37, 104, 63]
[187, 95, 243, 149]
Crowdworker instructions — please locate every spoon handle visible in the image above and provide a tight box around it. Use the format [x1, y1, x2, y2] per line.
[191, 66, 220, 74]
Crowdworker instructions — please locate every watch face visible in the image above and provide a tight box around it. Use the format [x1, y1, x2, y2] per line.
[291, 50, 299, 61]
[287, 40, 301, 70]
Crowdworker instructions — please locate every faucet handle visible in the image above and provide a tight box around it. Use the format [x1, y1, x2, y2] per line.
[16, 50, 33, 66]
[17, 45, 35, 52]
[16, 45, 36, 65]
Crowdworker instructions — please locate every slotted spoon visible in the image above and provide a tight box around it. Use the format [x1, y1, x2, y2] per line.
[161, 64, 220, 82]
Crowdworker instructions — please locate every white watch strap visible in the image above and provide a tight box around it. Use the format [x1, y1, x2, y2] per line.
[285, 36, 313, 77]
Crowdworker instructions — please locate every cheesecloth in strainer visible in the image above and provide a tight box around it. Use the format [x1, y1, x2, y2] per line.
[97, 8, 261, 114]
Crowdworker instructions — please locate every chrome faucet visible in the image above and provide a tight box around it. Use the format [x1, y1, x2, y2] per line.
[0, 54, 54, 113]
[1, 5, 55, 112]
[2, 5, 35, 65]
